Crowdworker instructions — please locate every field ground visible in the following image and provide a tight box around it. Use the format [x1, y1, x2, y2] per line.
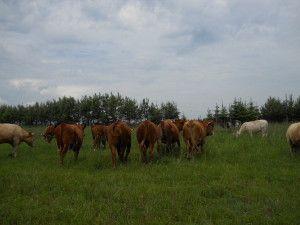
[0, 123, 299, 225]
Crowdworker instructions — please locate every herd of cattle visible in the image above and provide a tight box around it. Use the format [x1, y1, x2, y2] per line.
[0, 119, 299, 167]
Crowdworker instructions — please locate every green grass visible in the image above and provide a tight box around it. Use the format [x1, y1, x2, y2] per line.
[0, 123, 299, 225]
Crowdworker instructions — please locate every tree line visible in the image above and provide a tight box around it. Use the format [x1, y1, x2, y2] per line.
[0, 93, 180, 125]
[206, 95, 300, 124]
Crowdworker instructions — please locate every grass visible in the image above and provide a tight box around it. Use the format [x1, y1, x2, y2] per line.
[0, 123, 299, 225]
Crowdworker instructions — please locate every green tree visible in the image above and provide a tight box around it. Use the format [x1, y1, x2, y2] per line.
[261, 97, 285, 122]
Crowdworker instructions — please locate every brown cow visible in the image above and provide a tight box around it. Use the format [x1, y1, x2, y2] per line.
[173, 119, 186, 132]
[0, 123, 34, 157]
[91, 124, 108, 151]
[136, 120, 160, 163]
[43, 123, 84, 165]
[157, 119, 180, 152]
[183, 120, 214, 158]
[107, 121, 131, 168]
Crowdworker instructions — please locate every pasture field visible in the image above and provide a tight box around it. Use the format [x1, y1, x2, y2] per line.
[0, 123, 299, 225]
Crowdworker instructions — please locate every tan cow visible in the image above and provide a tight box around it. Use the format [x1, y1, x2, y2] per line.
[43, 123, 84, 165]
[236, 119, 268, 137]
[157, 119, 180, 152]
[183, 120, 214, 158]
[0, 123, 34, 157]
[91, 124, 108, 151]
[286, 122, 300, 153]
[136, 120, 160, 163]
[107, 121, 131, 168]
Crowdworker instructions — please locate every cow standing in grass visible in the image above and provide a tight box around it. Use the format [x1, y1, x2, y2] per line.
[236, 119, 268, 137]
[107, 121, 131, 168]
[157, 119, 180, 152]
[0, 123, 34, 157]
[91, 124, 108, 151]
[286, 122, 300, 153]
[43, 123, 85, 165]
[183, 120, 214, 158]
[136, 120, 160, 163]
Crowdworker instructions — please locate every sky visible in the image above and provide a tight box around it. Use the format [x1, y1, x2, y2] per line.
[0, 0, 299, 118]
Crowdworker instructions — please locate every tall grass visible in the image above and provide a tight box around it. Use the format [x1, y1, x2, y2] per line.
[0, 123, 299, 225]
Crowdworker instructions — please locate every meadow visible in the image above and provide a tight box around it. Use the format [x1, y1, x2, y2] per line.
[0, 123, 299, 225]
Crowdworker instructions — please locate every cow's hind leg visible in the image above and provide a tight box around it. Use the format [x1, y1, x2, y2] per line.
[59, 144, 68, 165]
[149, 143, 155, 162]
[11, 138, 20, 158]
[109, 144, 117, 168]
[73, 149, 79, 161]
[124, 143, 131, 162]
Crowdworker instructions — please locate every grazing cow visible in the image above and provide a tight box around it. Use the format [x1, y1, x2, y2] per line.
[183, 120, 214, 158]
[136, 120, 160, 163]
[286, 122, 300, 153]
[236, 119, 268, 137]
[173, 119, 186, 132]
[157, 119, 180, 152]
[91, 124, 108, 151]
[0, 123, 34, 157]
[107, 121, 131, 168]
[43, 123, 84, 165]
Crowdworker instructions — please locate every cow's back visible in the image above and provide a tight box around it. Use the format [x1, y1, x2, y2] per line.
[137, 120, 158, 144]
[0, 123, 25, 144]
[286, 122, 300, 146]
[108, 121, 131, 146]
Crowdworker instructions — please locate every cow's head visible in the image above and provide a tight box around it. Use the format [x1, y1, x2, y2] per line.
[25, 132, 34, 147]
[42, 125, 55, 143]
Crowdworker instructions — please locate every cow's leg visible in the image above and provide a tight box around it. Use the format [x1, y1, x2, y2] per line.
[11, 138, 20, 158]
[101, 138, 106, 150]
[59, 144, 68, 165]
[119, 147, 125, 162]
[103, 139, 106, 149]
[93, 136, 99, 151]
[176, 139, 180, 148]
[124, 143, 131, 162]
[73, 149, 79, 161]
[156, 141, 162, 157]
[187, 141, 193, 159]
[149, 143, 155, 162]
[109, 144, 117, 168]
[139, 144, 147, 163]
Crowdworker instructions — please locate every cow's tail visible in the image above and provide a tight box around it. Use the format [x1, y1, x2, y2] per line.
[140, 122, 150, 149]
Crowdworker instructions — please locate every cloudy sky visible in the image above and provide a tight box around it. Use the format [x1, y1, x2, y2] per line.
[0, 0, 299, 118]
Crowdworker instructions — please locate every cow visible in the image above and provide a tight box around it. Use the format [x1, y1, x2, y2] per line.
[183, 120, 214, 158]
[136, 120, 160, 163]
[43, 123, 85, 165]
[286, 122, 300, 153]
[0, 123, 34, 157]
[236, 119, 268, 137]
[173, 119, 186, 132]
[157, 119, 180, 152]
[91, 124, 108, 151]
[107, 121, 131, 168]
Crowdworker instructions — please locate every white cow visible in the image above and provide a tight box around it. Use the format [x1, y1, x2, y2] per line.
[236, 119, 268, 137]
[0, 123, 34, 157]
[286, 122, 300, 153]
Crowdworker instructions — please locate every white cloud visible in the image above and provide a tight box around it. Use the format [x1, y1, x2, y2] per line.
[9, 78, 45, 91]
